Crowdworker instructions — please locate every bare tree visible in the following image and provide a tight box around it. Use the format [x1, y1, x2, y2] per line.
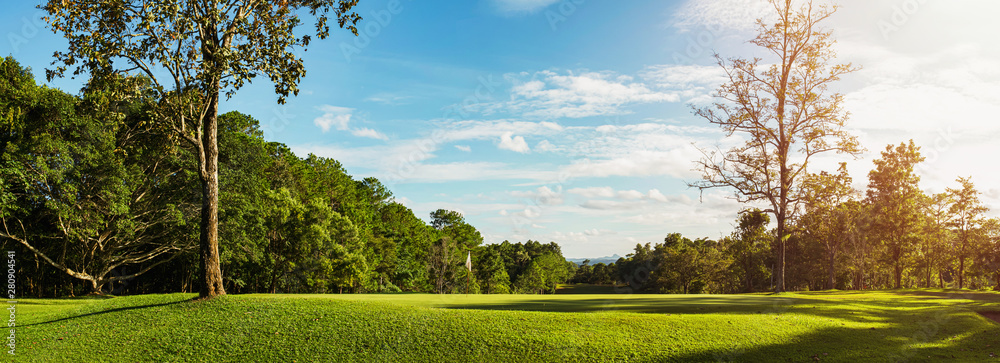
[691, 0, 861, 292]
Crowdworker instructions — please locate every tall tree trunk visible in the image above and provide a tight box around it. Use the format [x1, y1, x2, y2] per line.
[198, 92, 226, 299]
[860, 245, 866, 290]
[745, 253, 753, 293]
[894, 260, 902, 289]
[775, 212, 786, 293]
[925, 261, 932, 288]
[827, 249, 835, 290]
[958, 256, 965, 290]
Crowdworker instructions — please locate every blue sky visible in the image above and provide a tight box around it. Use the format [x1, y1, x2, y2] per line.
[4, 0, 1000, 258]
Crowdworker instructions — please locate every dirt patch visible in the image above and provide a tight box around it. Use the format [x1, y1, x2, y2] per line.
[977, 311, 1000, 324]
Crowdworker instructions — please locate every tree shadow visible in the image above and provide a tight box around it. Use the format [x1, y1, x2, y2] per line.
[21, 298, 189, 327]
[659, 318, 1000, 362]
[444, 292, 1000, 361]
[443, 292, 1000, 327]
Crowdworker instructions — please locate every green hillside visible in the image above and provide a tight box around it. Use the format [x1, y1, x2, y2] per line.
[11, 290, 1000, 362]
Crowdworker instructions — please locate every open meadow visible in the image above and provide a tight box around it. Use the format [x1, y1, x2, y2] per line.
[11, 288, 1000, 362]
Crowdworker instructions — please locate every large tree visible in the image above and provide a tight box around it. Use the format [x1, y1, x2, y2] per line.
[920, 192, 953, 288]
[428, 209, 483, 294]
[42, 0, 363, 298]
[0, 57, 197, 294]
[866, 141, 925, 289]
[798, 163, 855, 289]
[946, 177, 988, 289]
[691, 0, 861, 292]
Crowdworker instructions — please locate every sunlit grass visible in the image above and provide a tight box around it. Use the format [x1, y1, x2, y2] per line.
[10, 289, 1000, 362]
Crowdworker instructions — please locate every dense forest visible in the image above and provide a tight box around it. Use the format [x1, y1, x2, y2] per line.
[2, 54, 999, 298]
[0, 57, 573, 297]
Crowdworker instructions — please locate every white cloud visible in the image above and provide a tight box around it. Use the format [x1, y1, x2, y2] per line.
[510, 186, 563, 206]
[496, 70, 680, 118]
[314, 105, 353, 133]
[617, 190, 646, 200]
[560, 150, 699, 180]
[648, 189, 670, 203]
[498, 132, 531, 153]
[493, 0, 559, 13]
[580, 200, 645, 211]
[535, 139, 556, 152]
[364, 93, 415, 105]
[312, 105, 389, 140]
[640, 64, 728, 104]
[350, 127, 389, 140]
[568, 187, 616, 198]
[570, 186, 696, 207]
[454, 145, 472, 152]
[387, 162, 556, 184]
[437, 119, 567, 143]
[671, 0, 778, 33]
[393, 196, 413, 207]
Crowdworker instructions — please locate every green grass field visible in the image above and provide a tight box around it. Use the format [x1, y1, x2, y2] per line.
[9, 287, 1000, 362]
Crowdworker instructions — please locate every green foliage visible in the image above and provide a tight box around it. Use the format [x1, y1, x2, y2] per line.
[729, 210, 772, 293]
[867, 140, 926, 289]
[41, 0, 366, 298]
[0, 57, 197, 294]
[946, 176, 990, 289]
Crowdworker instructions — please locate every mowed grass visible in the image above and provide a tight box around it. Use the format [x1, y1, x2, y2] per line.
[9, 288, 1000, 362]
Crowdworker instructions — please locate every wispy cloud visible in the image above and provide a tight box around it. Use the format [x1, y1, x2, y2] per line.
[313, 105, 389, 141]
[671, 0, 775, 33]
[350, 127, 389, 140]
[364, 93, 416, 106]
[510, 186, 564, 206]
[490, 70, 680, 118]
[492, 0, 560, 14]
[640, 64, 728, 104]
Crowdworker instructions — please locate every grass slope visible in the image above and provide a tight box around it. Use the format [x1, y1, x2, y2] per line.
[9, 289, 1000, 362]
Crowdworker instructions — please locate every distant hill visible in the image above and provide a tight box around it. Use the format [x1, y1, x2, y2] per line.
[566, 254, 622, 265]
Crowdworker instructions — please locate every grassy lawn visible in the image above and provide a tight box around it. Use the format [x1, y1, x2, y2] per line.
[8, 288, 1000, 362]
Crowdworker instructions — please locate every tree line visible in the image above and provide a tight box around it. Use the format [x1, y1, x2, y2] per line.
[0, 57, 574, 297]
[573, 147, 1000, 293]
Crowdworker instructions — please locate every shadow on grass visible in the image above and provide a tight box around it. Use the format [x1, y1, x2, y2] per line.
[892, 289, 1000, 302]
[21, 298, 189, 327]
[445, 291, 1000, 361]
[444, 293, 1000, 327]
[660, 321, 1000, 362]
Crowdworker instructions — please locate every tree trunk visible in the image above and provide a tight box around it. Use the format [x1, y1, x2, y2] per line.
[893, 242, 902, 289]
[860, 248, 866, 290]
[745, 253, 753, 293]
[958, 256, 965, 290]
[775, 213, 786, 293]
[87, 279, 106, 295]
[198, 92, 226, 299]
[827, 249, 835, 290]
[894, 261, 902, 289]
[926, 262, 932, 289]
